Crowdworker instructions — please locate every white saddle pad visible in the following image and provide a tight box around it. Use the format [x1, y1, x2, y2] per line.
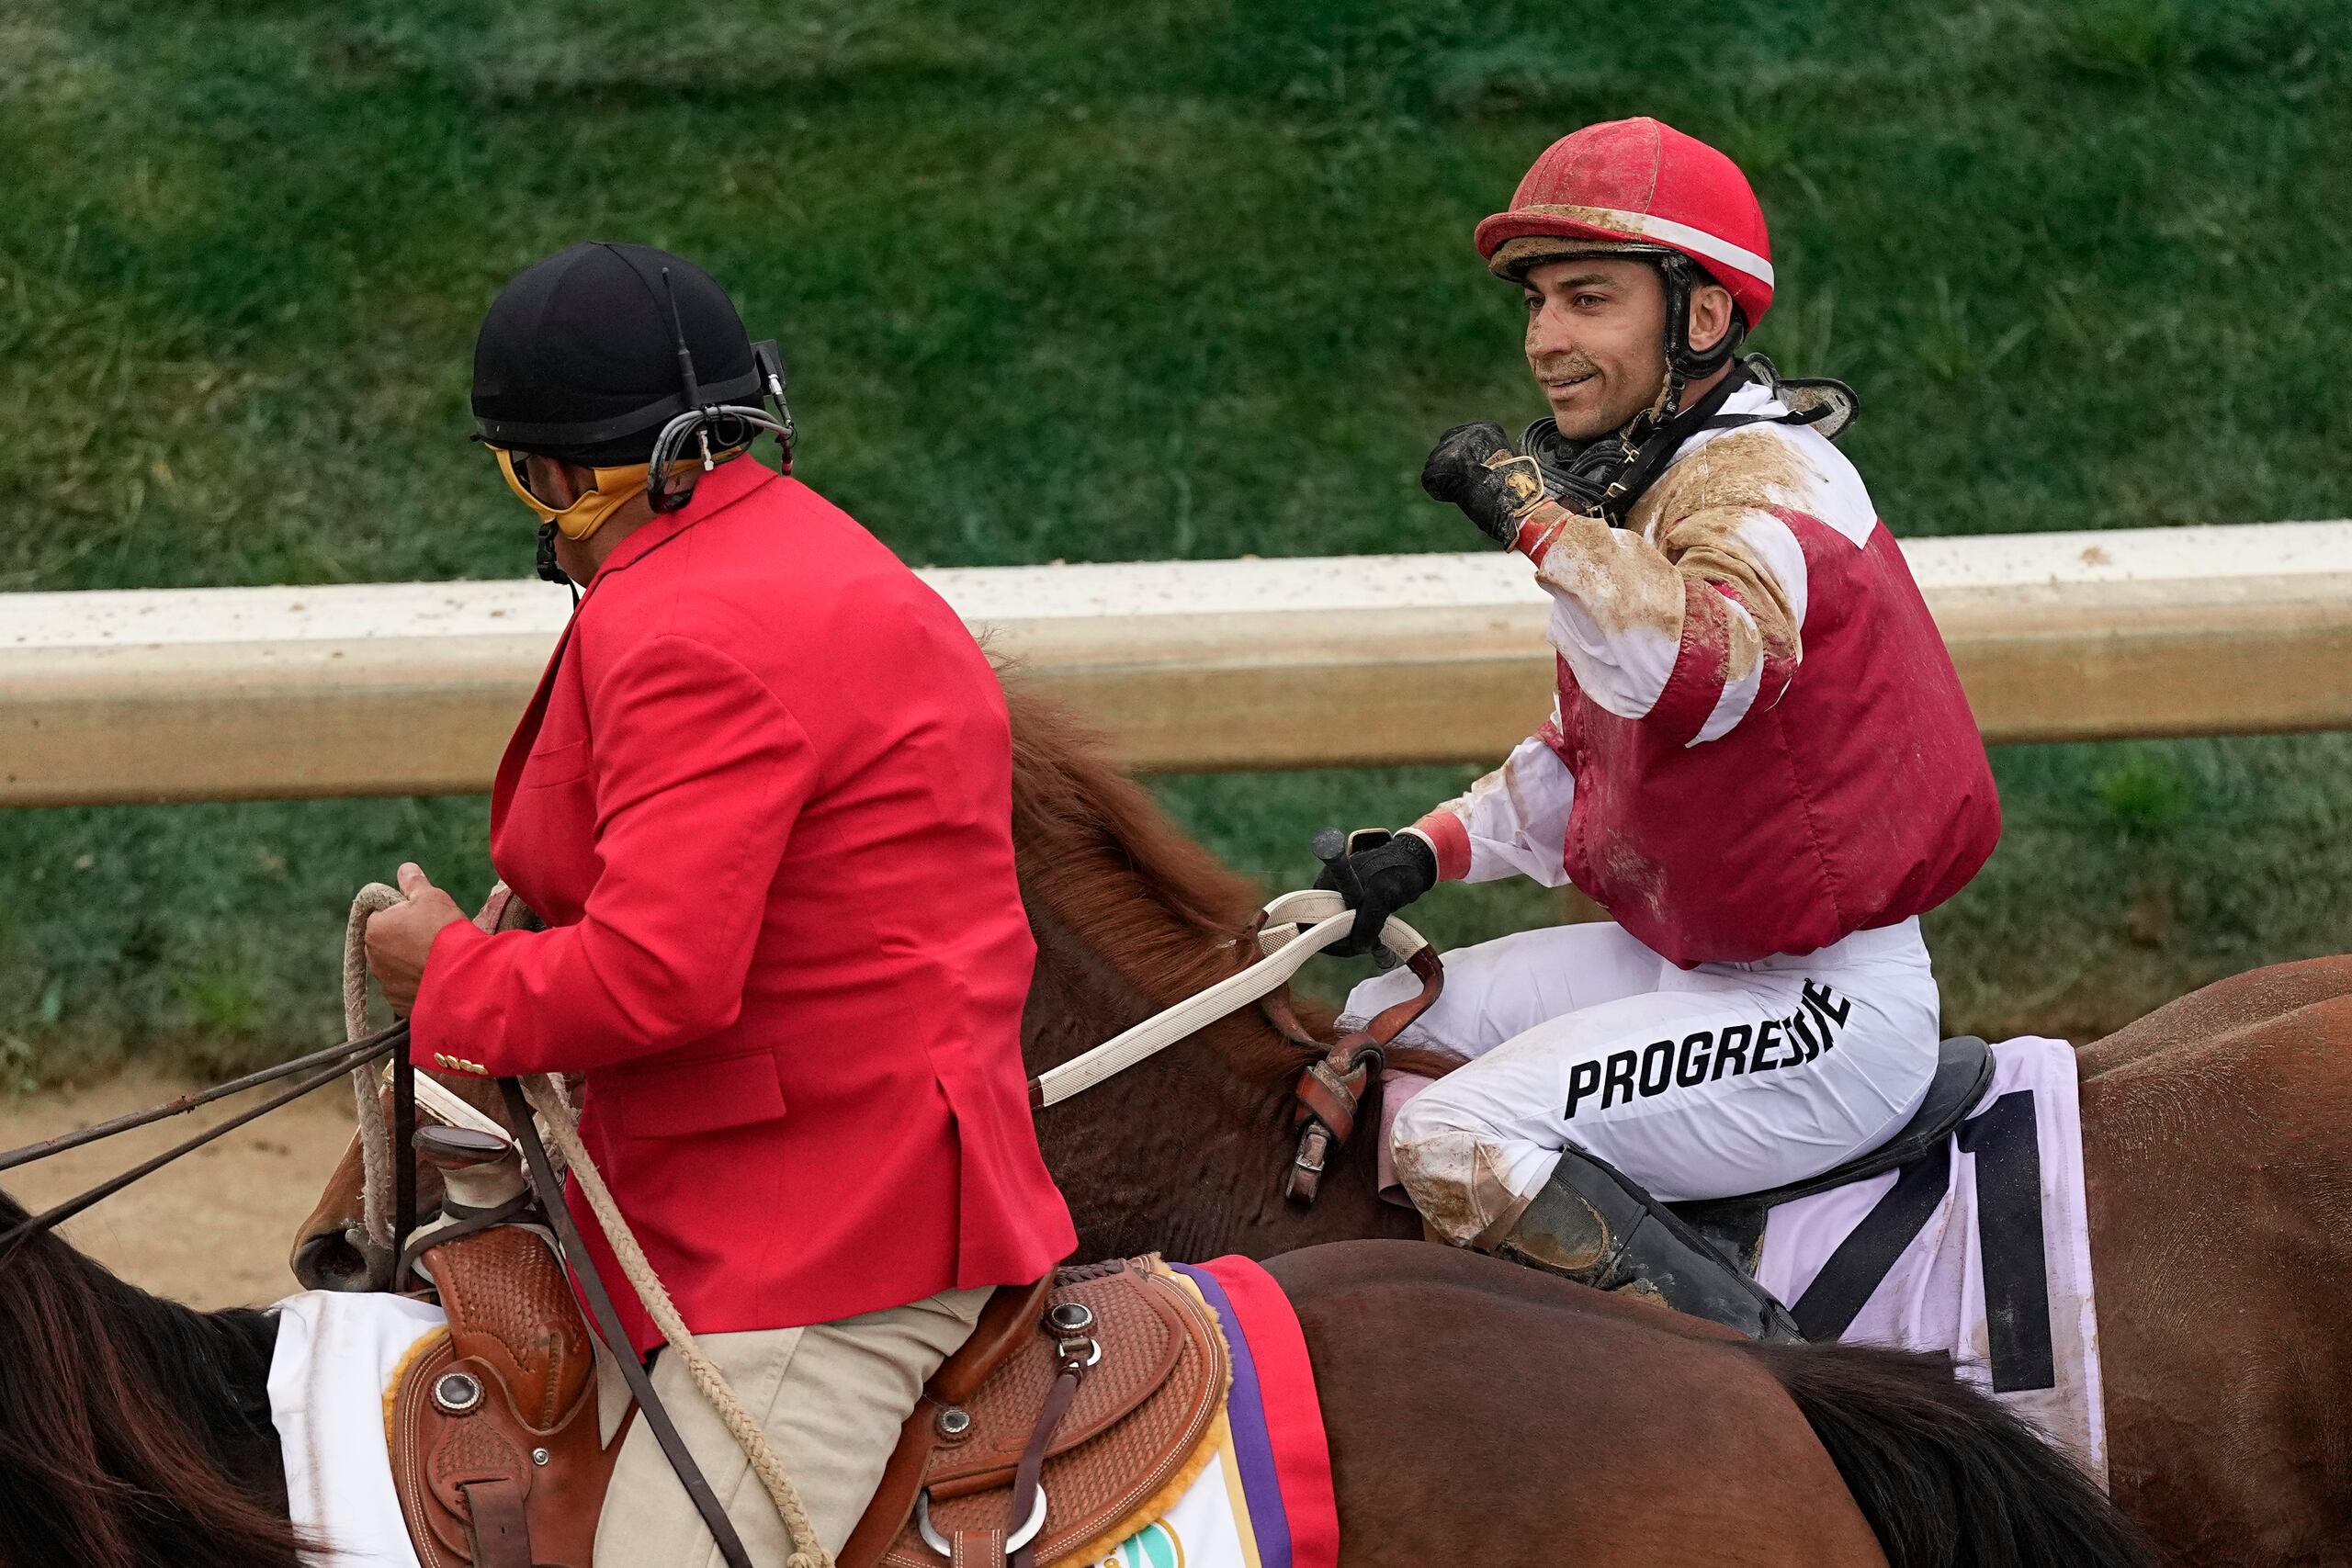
[269, 1289, 447, 1568]
[1752, 1036, 2105, 1483]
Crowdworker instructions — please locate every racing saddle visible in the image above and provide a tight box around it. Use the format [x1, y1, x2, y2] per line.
[1490, 1035, 1995, 1342]
[1667, 1033, 1995, 1272]
[389, 1130, 1226, 1568]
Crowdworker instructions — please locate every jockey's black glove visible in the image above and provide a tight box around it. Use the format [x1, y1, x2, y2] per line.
[1314, 829, 1439, 958]
[1421, 422, 1553, 547]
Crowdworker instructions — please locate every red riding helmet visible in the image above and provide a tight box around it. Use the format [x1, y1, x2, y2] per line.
[1476, 118, 1773, 377]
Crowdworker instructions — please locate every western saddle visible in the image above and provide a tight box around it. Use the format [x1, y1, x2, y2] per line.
[390, 1129, 1226, 1568]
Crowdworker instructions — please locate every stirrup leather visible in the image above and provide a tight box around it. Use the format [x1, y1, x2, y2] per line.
[1496, 1146, 1803, 1343]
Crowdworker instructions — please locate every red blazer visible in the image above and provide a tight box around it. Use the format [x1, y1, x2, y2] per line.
[413, 456, 1074, 1349]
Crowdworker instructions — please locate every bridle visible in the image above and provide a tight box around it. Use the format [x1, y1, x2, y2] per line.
[1026, 887, 1444, 1204]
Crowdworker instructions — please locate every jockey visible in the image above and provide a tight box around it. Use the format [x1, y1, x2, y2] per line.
[1323, 119, 2000, 1338]
[361, 243, 1075, 1563]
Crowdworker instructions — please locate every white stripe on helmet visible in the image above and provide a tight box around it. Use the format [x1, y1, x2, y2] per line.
[1540, 206, 1775, 288]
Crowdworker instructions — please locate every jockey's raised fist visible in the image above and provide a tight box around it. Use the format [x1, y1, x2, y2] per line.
[1314, 829, 1440, 958]
[1421, 422, 1552, 547]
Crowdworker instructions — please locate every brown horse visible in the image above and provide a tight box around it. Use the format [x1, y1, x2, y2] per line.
[4, 1180, 2151, 1568]
[292, 687, 2352, 1564]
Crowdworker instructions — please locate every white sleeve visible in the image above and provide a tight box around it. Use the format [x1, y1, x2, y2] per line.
[1416, 720, 1577, 887]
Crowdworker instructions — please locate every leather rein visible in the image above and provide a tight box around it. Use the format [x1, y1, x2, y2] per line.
[0, 1020, 416, 1263]
[1026, 887, 1444, 1205]
[0, 883, 1436, 1249]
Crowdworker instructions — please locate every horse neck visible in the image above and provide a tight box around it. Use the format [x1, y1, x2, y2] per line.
[1023, 900, 1420, 1263]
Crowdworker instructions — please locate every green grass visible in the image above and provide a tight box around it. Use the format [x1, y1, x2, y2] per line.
[3, 0, 2349, 1079]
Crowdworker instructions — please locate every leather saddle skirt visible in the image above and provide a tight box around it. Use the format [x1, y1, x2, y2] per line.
[842, 1258, 1229, 1568]
[390, 1224, 1227, 1568]
[389, 1224, 621, 1568]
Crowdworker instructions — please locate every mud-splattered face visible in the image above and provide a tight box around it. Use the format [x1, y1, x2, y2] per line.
[1521, 256, 1728, 442]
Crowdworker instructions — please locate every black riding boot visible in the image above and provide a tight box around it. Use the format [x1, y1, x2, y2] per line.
[1492, 1146, 1803, 1343]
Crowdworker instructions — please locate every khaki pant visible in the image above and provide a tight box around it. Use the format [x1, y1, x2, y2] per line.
[594, 1286, 992, 1568]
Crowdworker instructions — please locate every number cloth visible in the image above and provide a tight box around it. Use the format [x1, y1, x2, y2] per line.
[1159, 1258, 1341, 1568]
[1753, 1036, 2106, 1484]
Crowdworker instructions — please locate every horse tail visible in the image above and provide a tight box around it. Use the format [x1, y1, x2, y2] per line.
[1747, 1338, 2154, 1568]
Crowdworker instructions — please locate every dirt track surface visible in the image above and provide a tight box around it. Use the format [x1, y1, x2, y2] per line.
[0, 1074, 359, 1309]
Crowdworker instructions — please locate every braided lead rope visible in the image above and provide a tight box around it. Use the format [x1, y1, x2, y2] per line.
[345, 886, 516, 1274]
[517, 1074, 831, 1568]
[343, 883, 404, 1257]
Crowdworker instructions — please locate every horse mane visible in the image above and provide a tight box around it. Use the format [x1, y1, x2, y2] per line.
[0, 1189, 300, 1568]
[1001, 677, 1457, 1086]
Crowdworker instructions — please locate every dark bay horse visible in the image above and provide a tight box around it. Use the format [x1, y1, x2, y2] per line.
[292, 687, 2352, 1565]
[3, 1183, 2149, 1568]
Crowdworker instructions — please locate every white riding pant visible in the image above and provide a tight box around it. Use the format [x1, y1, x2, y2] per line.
[1355, 918, 1940, 1246]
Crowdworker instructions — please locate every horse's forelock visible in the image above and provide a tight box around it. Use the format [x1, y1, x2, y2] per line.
[0, 1188, 302, 1568]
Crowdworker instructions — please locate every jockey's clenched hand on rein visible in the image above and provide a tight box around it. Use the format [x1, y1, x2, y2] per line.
[364, 863, 468, 1015]
[1421, 422, 1555, 547]
[1314, 829, 1439, 958]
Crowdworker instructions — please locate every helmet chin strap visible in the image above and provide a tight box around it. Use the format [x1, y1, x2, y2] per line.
[1519, 350, 1859, 532]
[1520, 359, 1754, 528]
[1657, 252, 1747, 381]
[536, 521, 579, 607]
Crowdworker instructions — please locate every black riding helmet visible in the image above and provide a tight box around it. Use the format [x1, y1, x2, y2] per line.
[471, 242, 767, 468]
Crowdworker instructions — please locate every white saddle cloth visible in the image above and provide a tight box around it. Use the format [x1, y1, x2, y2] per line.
[269, 1289, 447, 1568]
[1753, 1035, 2106, 1483]
[1379, 1033, 2106, 1483]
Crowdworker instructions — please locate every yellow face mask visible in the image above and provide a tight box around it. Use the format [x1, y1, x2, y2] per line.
[491, 447, 672, 542]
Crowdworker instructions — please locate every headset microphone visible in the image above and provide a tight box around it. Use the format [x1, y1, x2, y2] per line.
[645, 265, 796, 514]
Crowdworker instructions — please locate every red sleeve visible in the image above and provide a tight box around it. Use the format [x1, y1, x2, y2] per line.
[412, 633, 815, 1076]
[1408, 811, 1472, 882]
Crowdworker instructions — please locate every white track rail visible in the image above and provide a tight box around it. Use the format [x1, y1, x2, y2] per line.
[5, 522, 2350, 805]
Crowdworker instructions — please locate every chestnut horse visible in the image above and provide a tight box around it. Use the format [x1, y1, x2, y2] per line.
[4, 1179, 2151, 1568]
[293, 688, 2352, 1565]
